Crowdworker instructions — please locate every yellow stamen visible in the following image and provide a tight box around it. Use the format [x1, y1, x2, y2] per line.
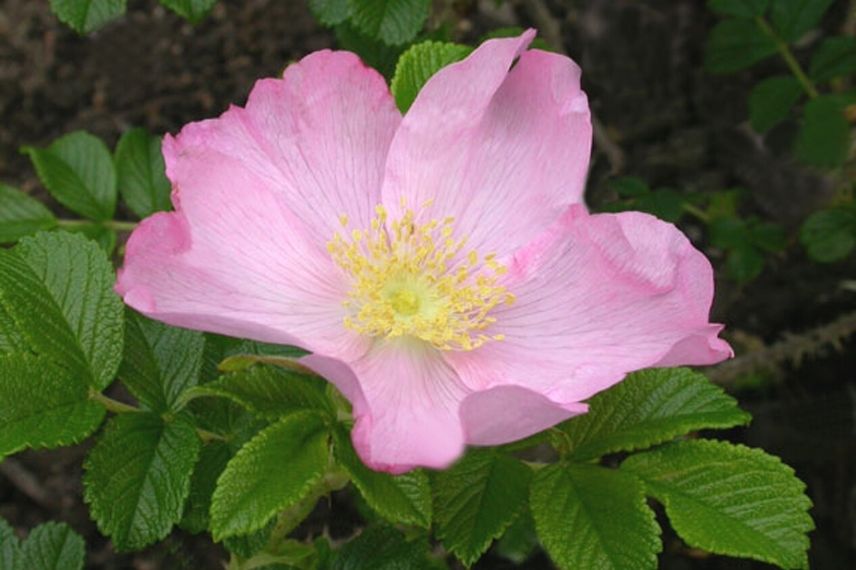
[327, 206, 512, 351]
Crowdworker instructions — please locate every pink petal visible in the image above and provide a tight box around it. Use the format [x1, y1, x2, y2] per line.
[460, 386, 588, 446]
[117, 50, 401, 358]
[165, 50, 400, 246]
[303, 340, 467, 474]
[381, 31, 592, 259]
[446, 206, 732, 405]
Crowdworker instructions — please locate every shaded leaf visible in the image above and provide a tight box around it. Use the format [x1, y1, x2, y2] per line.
[210, 411, 329, 540]
[800, 207, 856, 262]
[707, 0, 769, 18]
[705, 19, 777, 73]
[20, 522, 85, 570]
[180, 441, 233, 534]
[771, 0, 835, 42]
[810, 36, 856, 83]
[332, 526, 432, 570]
[433, 450, 531, 566]
[114, 128, 171, 218]
[84, 413, 201, 551]
[0, 184, 57, 244]
[348, 0, 430, 45]
[159, 0, 217, 23]
[531, 463, 661, 570]
[749, 75, 803, 132]
[309, 0, 350, 26]
[48, 0, 125, 33]
[23, 131, 116, 221]
[795, 95, 851, 168]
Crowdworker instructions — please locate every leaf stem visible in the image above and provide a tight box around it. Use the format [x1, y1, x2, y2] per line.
[682, 202, 711, 223]
[755, 17, 819, 99]
[57, 219, 138, 232]
[89, 389, 139, 414]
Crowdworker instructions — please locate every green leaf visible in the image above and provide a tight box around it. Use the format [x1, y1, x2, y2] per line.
[748, 75, 803, 132]
[48, 0, 126, 33]
[332, 526, 432, 570]
[334, 22, 405, 78]
[348, 0, 430, 45]
[610, 176, 650, 198]
[23, 131, 116, 221]
[309, 0, 351, 25]
[749, 220, 787, 252]
[800, 207, 856, 262]
[64, 223, 117, 256]
[114, 128, 171, 218]
[795, 94, 851, 168]
[726, 243, 765, 282]
[770, 0, 835, 42]
[120, 310, 204, 412]
[159, 0, 217, 23]
[181, 363, 332, 420]
[433, 450, 531, 566]
[391, 41, 472, 112]
[707, 0, 769, 18]
[494, 509, 538, 564]
[810, 36, 856, 83]
[622, 440, 814, 570]
[84, 413, 201, 551]
[0, 354, 105, 458]
[531, 463, 661, 570]
[210, 411, 329, 540]
[20, 522, 85, 570]
[0, 232, 124, 389]
[635, 188, 686, 222]
[1, 517, 22, 569]
[222, 520, 275, 559]
[180, 441, 232, 534]
[561, 368, 750, 461]
[333, 426, 431, 528]
[705, 19, 777, 73]
[0, 184, 57, 244]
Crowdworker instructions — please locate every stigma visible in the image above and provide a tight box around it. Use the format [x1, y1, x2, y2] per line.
[327, 204, 514, 351]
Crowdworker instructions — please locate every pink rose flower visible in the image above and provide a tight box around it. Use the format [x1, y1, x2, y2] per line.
[116, 31, 732, 473]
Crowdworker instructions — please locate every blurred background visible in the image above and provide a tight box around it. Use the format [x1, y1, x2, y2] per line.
[0, 0, 854, 568]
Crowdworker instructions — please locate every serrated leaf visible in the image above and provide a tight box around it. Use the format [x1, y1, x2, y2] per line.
[0, 354, 105, 458]
[749, 75, 803, 132]
[63, 223, 117, 256]
[114, 128, 171, 218]
[0, 184, 57, 244]
[770, 0, 835, 42]
[494, 509, 538, 564]
[1, 517, 22, 569]
[561, 368, 750, 461]
[795, 95, 851, 168]
[23, 131, 116, 221]
[181, 363, 332, 420]
[309, 0, 350, 25]
[707, 0, 769, 18]
[348, 0, 430, 45]
[810, 36, 856, 83]
[332, 526, 431, 570]
[84, 413, 201, 551]
[120, 310, 204, 412]
[20, 522, 85, 570]
[726, 243, 765, 282]
[390, 41, 472, 112]
[0, 232, 124, 389]
[705, 19, 777, 73]
[531, 463, 661, 570]
[210, 411, 329, 540]
[222, 520, 275, 559]
[48, 0, 126, 33]
[622, 440, 814, 570]
[800, 207, 856, 262]
[159, 0, 217, 24]
[180, 441, 233, 534]
[333, 426, 431, 528]
[433, 450, 531, 566]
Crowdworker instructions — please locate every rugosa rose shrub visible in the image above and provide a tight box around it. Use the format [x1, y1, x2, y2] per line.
[116, 30, 731, 473]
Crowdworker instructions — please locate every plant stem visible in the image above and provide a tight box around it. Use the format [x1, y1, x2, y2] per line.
[682, 202, 711, 224]
[89, 390, 139, 413]
[57, 219, 138, 232]
[755, 17, 819, 99]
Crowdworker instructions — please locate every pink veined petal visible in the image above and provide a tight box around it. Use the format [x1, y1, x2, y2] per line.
[445, 205, 732, 405]
[163, 49, 401, 246]
[117, 50, 401, 359]
[381, 31, 592, 259]
[116, 155, 366, 360]
[459, 385, 588, 446]
[302, 340, 468, 474]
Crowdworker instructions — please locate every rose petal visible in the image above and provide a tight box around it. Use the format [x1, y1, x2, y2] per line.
[446, 206, 732, 404]
[382, 31, 592, 258]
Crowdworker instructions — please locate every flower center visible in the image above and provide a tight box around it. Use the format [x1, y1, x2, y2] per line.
[327, 204, 514, 351]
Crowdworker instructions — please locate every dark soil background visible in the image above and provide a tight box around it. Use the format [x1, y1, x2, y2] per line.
[1, 0, 854, 568]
